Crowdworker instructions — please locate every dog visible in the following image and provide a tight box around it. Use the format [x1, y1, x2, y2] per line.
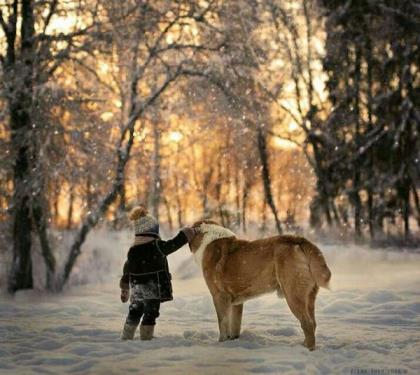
[189, 220, 331, 350]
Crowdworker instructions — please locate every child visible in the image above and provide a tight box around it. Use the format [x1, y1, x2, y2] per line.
[120, 205, 197, 340]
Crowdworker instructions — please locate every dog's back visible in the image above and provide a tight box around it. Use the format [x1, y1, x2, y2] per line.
[202, 235, 331, 303]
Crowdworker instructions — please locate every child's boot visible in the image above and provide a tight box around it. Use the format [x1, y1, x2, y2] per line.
[140, 325, 154, 340]
[121, 323, 137, 340]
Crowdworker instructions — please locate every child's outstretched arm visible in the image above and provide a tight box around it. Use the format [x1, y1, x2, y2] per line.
[156, 227, 197, 256]
[120, 260, 130, 303]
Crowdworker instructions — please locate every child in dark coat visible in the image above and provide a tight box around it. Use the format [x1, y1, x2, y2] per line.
[120, 205, 197, 340]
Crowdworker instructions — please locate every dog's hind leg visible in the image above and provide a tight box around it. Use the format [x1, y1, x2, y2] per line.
[212, 293, 232, 342]
[283, 287, 316, 351]
[230, 303, 243, 339]
[308, 285, 319, 334]
[275, 249, 317, 350]
[277, 270, 318, 350]
[284, 290, 316, 350]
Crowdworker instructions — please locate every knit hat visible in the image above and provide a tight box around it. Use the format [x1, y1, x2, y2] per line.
[129, 205, 159, 236]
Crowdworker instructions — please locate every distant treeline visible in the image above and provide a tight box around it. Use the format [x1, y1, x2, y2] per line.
[310, 0, 420, 240]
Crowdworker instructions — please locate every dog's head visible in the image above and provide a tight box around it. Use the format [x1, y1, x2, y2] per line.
[188, 219, 219, 254]
[189, 220, 236, 255]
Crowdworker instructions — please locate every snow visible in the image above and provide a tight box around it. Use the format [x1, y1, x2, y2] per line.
[1, 232, 420, 374]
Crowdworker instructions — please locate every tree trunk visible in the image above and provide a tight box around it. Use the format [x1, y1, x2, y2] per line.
[86, 175, 94, 215]
[376, 191, 386, 235]
[400, 182, 410, 239]
[174, 175, 184, 227]
[9, 185, 33, 292]
[256, 127, 282, 234]
[367, 189, 375, 239]
[353, 45, 362, 239]
[67, 186, 75, 230]
[241, 180, 249, 233]
[174, 145, 184, 228]
[309, 140, 332, 229]
[409, 184, 420, 229]
[260, 198, 267, 233]
[119, 178, 127, 212]
[164, 198, 173, 231]
[352, 180, 362, 238]
[309, 194, 322, 229]
[366, 37, 375, 240]
[32, 197, 56, 290]
[202, 192, 209, 217]
[322, 191, 332, 227]
[330, 199, 341, 227]
[201, 168, 213, 217]
[8, 0, 35, 293]
[234, 166, 241, 229]
[9, 105, 33, 292]
[215, 158, 226, 227]
[52, 182, 60, 227]
[112, 182, 127, 230]
[150, 120, 161, 220]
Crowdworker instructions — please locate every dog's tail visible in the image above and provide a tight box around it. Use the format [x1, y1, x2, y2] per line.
[300, 240, 331, 289]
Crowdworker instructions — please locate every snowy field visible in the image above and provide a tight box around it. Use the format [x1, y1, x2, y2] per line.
[1, 231, 420, 374]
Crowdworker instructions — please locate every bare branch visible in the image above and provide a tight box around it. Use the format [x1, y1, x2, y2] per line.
[255, 81, 303, 127]
[0, 9, 8, 35]
[42, 0, 58, 34]
[37, 23, 97, 43]
[155, 42, 225, 54]
[71, 57, 117, 94]
[266, 130, 302, 147]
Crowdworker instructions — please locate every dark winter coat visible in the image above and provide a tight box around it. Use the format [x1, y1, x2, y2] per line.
[120, 232, 188, 303]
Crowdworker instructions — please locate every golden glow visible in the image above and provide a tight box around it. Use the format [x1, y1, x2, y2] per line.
[99, 62, 110, 75]
[101, 112, 114, 122]
[46, 16, 78, 34]
[288, 122, 299, 132]
[272, 137, 297, 150]
[134, 128, 146, 142]
[166, 34, 174, 44]
[168, 131, 183, 143]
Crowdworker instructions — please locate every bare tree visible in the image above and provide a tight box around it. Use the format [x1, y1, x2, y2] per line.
[1, 0, 225, 292]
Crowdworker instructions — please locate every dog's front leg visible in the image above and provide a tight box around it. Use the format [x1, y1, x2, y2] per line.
[212, 293, 232, 342]
[230, 303, 243, 339]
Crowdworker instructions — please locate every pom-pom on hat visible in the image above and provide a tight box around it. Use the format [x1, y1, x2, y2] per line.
[129, 205, 159, 236]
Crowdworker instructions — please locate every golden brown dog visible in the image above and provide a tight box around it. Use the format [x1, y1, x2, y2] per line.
[189, 221, 331, 350]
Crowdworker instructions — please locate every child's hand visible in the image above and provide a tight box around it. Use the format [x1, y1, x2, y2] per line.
[181, 226, 200, 243]
[121, 289, 129, 303]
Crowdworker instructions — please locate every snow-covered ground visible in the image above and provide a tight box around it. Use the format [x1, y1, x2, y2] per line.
[1, 231, 420, 374]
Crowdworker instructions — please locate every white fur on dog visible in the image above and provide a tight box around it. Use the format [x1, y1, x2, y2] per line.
[193, 224, 236, 269]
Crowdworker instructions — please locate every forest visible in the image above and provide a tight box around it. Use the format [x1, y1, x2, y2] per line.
[0, 0, 419, 294]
